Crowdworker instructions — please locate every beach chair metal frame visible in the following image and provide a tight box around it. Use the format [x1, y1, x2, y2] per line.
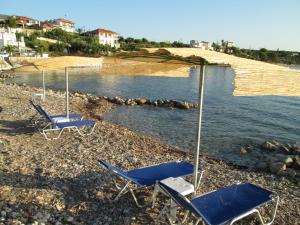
[156, 182, 279, 225]
[41, 121, 96, 140]
[99, 160, 203, 208]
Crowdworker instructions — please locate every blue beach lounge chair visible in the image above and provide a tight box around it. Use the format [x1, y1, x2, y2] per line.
[30, 100, 83, 124]
[157, 182, 279, 225]
[98, 160, 203, 207]
[33, 103, 96, 140]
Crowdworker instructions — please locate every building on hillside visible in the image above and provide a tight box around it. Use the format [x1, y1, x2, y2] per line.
[45, 18, 75, 32]
[220, 40, 235, 51]
[190, 40, 212, 50]
[0, 28, 26, 52]
[87, 28, 120, 48]
[40, 22, 57, 32]
[15, 16, 40, 28]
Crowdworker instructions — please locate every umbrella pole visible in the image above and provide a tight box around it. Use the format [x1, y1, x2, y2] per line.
[193, 64, 205, 191]
[42, 71, 46, 101]
[65, 67, 69, 119]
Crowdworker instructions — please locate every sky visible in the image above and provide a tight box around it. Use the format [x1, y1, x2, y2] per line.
[0, 0, 299, 51]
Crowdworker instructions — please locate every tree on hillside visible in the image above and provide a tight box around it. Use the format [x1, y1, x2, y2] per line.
[212, 42, 221, 51]
[1, 45, 16, 56]
[5, 16, 17, 28]
[125, 37, 135, 43]
[118, 36, 125, 43]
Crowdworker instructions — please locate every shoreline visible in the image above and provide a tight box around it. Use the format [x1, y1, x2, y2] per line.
[0, 82, 299, 224]
[3, 81, 300, 174]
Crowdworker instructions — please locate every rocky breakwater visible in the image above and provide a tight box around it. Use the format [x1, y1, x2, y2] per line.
[105, 96, 197, 110]
[240, 140, 300, 181]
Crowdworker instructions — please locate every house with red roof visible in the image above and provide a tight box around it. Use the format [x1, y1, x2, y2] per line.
[15, 16, 40, 28]
[88, 28, 120, 48]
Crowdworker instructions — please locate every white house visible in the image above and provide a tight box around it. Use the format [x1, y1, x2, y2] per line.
[88, 28, 120, 48]
[0, 28, 25, 52]
[45, 18, 75, 32]
[190, 40, 212, 50]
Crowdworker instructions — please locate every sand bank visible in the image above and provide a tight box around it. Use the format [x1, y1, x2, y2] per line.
[13, 56, 190, 77]
[146, 48, 300, 96]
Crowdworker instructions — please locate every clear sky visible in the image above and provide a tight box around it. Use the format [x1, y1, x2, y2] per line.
[1, 0, 299, 51]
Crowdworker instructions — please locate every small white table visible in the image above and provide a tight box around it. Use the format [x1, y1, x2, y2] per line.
[152, 177, 194, 223]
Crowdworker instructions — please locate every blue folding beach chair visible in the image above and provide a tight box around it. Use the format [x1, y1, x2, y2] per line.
[157, 182, 279, 225]
[30, 100, 83, 124]
[99, 160, 202, 207]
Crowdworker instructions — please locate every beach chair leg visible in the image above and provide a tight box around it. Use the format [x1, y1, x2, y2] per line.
[41, 128, 64, 140]
[114, 182, 131, 201]
[152, 182, 159, 208]
[130, 188, 143, 208]
[155, 200, 170, 224]
[181, 211, 189, 224]
[76, 123, 97, 136]
[256, 196, 279, 225]
[195, 218, 202, 225]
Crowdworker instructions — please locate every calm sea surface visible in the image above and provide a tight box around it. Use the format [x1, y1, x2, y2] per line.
[6, 66, 300, 166]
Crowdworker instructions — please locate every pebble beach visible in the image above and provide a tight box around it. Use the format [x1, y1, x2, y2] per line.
[0, 82, 299, 225]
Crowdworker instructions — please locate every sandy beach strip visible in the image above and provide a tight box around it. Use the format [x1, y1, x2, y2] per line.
[145, 48, 300, 96]
[0, 82, 299, 224]
[11, 56, 190, 77]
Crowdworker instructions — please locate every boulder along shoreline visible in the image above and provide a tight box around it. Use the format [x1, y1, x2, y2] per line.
[0, 82, 299, 224]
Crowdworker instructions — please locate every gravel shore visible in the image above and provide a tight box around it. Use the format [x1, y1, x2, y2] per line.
[0, 83, 299, 225]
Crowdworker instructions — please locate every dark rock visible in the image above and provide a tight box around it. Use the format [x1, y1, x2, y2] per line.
[291, 145, 300, 155]
[176, 101, 190, 110]
[283, 156, 294, 166]
[152, 101, 158, 106]
[292, 157, 300, 170]
[136, 98, 147, 105]
[269, 162, 286, 174]
[157, 99, 164, 105]
[261, 141, 279, 151]
[280, 145, 290, 154]
[113, 96, 125, 105]
[240, 147, 248, 155]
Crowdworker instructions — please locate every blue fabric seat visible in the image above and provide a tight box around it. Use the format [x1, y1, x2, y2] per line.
[99, 160, 196, 186]
[99, 160, 201, 207]
[158, 182, 279, 225]
[56, 120, 95, 129]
